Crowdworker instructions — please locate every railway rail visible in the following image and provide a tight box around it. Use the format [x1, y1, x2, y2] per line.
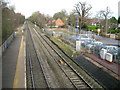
[28, 23, 74, 88]
[26, 23, 49, 88]
[29, 22, 93, 89]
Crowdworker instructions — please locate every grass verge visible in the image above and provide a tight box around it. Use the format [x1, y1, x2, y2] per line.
[45, 33, 103, 88]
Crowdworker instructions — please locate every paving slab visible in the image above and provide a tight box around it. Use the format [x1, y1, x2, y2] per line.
[2, 34, 26, 88]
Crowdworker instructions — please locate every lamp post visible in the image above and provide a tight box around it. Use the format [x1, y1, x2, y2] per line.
[76, 11, 79, 40]
[35, 22, 36, 27]
[6, 19, 10, 48]
[118, 24, 120, 47]
[13, 19, 16, 39]
[102, 26, 104, 33]
[91, 29, 94, 39]
[6, 28, 8, 48]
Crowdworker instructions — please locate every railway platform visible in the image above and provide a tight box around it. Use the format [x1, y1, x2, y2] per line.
[2, 34, 26, 88]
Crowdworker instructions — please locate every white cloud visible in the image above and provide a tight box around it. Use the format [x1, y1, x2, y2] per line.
[9, 0, 119, 18]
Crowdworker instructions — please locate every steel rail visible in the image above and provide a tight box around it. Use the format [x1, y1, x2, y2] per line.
[26, 24, 35, 89]
[27, 23, 51, 88]
[33, 27, 93, 89]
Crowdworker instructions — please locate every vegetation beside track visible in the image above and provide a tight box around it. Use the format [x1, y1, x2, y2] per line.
[48, 34, 74, 57]
[44, 31, 103, 88]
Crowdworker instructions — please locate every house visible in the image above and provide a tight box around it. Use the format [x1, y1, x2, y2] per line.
[47, 19, 54, 25]
[47, 18, 65, 27]
[92, 19, 100, 26]
[55, 18, 64, 27]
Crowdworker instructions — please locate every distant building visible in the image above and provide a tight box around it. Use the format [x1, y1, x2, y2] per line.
[47, 18, 64, 27]
[91, 19, 100, 26]
[55, 18, 64, 27]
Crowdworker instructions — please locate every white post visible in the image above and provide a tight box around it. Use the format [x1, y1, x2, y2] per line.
[76, 41, 81, 51]
[97, 29, 100, 35]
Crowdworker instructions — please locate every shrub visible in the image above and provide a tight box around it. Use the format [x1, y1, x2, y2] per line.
[105, 34, 110, 38]
[115, 33, 120, 36]
[82, 24, 88, 29]
[100, 33, 110, 38]
[115, 36, 120, 40]
[88, 26, 98, 33]
[108, 29, 119, 33]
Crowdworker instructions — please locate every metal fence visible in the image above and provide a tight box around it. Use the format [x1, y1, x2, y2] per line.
[0, 33, 15, 53]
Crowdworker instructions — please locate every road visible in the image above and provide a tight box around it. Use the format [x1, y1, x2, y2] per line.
[81, 30, 119, 45]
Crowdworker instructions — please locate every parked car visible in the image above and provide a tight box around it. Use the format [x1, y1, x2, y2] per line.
[84, 39, 96, 46]
[102, 45, 118, 52]
[100, 45, 119, 61]
[94, 44, 107, 55]
[93, 41, 103, 46]
[100, 48, 107, 59]
[81, 39, 90, 47]
[107, 47, 120, 63]
[85, 44, 94, 53]
[76, 35, 90, 41]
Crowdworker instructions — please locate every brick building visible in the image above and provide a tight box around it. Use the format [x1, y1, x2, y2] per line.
[47, 18, 64, 27]
[55, 18, 64, 27]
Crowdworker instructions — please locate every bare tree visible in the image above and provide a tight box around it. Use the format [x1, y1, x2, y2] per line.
[28, 11, 46, 28]
[74, 2, 92, 33]
[99, 7, 112, 34]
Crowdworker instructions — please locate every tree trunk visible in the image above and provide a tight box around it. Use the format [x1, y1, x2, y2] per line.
[79, 18, 81, 34]
[79, 17, 82, 34]
[105, 17, 108, 34]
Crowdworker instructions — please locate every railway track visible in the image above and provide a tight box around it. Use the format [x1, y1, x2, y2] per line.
[28, 23, 74, 88]
[29, 22, 93, 89]
[26, 23, 49, 88]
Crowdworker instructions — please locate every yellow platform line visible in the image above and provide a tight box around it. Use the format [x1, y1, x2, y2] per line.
[13, 36, 23, 88]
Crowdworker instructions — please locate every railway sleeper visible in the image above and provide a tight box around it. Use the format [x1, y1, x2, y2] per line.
[64, 69, 73, 71]
[70, 77, 79, 80]
[78, 86, 88, 89]
[75, 81, 84, 85]
[72, 79, 82, 82]
[32, 28, 93, 89]
[77, 84, 86, 87]
[75, 83, 87, 87]
[76, 84, 87, 87]
[67, 71, 75, 75]
[67, 73, 76, 76]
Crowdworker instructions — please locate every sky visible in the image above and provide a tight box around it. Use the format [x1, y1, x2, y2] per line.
[8, 0, 120, 19]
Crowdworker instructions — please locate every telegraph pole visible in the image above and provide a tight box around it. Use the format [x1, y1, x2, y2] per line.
[76, 11, 79, 40]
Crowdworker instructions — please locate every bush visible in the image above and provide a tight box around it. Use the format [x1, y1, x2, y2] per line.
[88, 26, 98, 30]
[115, 33, 120, 36]
[100, 33, 110, 38]
[82, 24, 88, 29]
[115, 36, 120, 40]
[108, 29, 119, 33]
[88, 26, 98, 33]
[106, 34, 110, 38]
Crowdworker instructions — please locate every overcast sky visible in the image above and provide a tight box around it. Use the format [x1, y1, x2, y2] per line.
[9, 0, 119, 18]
